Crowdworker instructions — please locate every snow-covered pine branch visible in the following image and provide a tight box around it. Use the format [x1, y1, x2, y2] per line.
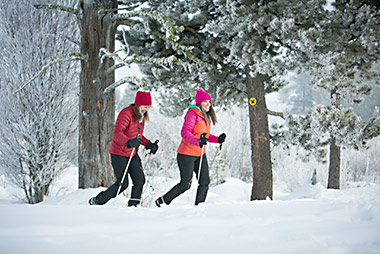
[113, 8, 212, 69]
[99, 48, 191, 70]
[156, 34, 212, 70]
[100, 8, 213, 94]
[272, 103, 380, 163]
[104, 76, 148, 94]
[98, 3, 141, 14]
[100, 47, 194, 93]
[34, 4, 80, 15]
[112, 9, 184, 42]
[362, 107, 380, 141]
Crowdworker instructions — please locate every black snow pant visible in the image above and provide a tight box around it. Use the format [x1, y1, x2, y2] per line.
[95, 154, 145, 206]
[163, 153, 210, 205]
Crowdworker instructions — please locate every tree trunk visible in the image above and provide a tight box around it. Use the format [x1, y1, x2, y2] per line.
[78, 0, 117, 188]
[246, 68, 273, 200]
[24, 183, 49, 204]
[327, 136, 341, 189]
[29, 186, 47, 204]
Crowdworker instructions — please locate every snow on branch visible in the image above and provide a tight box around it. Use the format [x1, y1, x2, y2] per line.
[98, 2, 141, 14]
[362, 106, 380, 140]
[14, 53, 86, 94]
[34, 4, 80, 15]
[112, 9, 212, 69]
[112, 9, 184, 42]
[100, 48, 195, 93]
[100, 16, 212, 94]
[104, 76, 148, 94]
[100, 48, 193, 70]
[157, 34, 212, 70]
[117, 0, 142, 5]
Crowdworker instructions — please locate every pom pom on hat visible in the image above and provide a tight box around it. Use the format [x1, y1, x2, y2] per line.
[195, 88, 212, 105]
[134, 91, 152, 105]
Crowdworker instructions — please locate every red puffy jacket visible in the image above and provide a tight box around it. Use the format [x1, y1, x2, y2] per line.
[109, 105, 150, 157]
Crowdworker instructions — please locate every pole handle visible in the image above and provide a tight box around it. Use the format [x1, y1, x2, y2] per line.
[142, 139, 159, 172]
[148, 139, 159, 155]
[200, 133, 207, 148]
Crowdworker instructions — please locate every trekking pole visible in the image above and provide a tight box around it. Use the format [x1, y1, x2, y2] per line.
[140, 140, 159, 205]
[195, 133, 206, 203]
[210, 144, 222, 172]
[197, 145, 205, 181]
[211, 143, 224, 186]
[116, 134, 141, 197]
[197, 133, 207, 180]
[142, 140, 159, 172]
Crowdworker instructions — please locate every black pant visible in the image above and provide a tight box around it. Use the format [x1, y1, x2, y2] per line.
[95, 154, 145, 206]
[163, 153, 210, 205]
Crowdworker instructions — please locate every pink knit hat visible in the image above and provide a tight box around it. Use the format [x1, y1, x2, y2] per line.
[195, 88, 212, 105]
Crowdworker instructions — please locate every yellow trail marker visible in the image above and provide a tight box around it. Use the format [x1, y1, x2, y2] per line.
[249, 97, 257, 106]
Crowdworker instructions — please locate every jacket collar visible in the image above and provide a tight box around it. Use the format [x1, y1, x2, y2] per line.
[188, 104, 201, 111]
[188, 105, 207, 120]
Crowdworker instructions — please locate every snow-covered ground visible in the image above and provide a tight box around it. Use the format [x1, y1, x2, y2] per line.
[1, 167, 380, 254]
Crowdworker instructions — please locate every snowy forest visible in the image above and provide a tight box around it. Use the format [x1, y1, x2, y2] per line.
[1, 0, 380, 253]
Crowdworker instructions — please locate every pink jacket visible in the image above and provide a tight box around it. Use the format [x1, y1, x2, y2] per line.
[177, 106, 218, 156]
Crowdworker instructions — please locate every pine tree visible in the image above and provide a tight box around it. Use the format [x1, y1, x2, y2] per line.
[125, 0, 334, 200]
[307, 1, 379, 189]
[272, 0, 380, 189]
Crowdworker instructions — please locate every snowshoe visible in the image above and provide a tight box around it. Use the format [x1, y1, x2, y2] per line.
[88, 197, 98, 205]
[155, 197, 164, 207]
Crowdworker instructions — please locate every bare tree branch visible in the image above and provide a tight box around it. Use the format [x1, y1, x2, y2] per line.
[267, 109, 285, 119]
[34, 4, 80, 15]
[14, 53, 86, 94]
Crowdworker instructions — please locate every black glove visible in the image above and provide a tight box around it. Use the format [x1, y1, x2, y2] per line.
[126, 136, 142, 148]
[146, 140, 159, 155]
[218, 133, 226, 144]
[199, 133, 208, 148]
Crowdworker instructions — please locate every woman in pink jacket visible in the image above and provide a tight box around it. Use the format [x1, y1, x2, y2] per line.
[155, 88, 226, 206]
[89, 91, 159, 207]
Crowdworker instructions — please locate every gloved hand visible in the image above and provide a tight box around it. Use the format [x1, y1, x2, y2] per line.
[199, 133, 208, 148]
[146, 140, 159, 155]
[218, 133, 226, 144]
[126, 136, 142, 148]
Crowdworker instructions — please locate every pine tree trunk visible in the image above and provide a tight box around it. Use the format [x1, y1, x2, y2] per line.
[327, 136, 341, 189]
[78, 0, 117, 188]
[246, 68, 273, 200]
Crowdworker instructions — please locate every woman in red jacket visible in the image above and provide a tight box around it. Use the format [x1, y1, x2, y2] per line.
[155, 88, 226, 206]
[89, 91, 158, 207]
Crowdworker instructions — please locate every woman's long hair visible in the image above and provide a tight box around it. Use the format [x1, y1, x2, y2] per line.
[197, 103, 217, 125]
[132, 104, 149, 122]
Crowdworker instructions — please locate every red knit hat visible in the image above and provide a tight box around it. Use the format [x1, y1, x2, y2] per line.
[134, 91, 152, 105]
[195, 88, 212, 105]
